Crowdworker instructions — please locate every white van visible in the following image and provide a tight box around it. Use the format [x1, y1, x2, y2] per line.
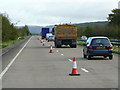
[46, 33, 52, 39]
[46, 33, 54, 41]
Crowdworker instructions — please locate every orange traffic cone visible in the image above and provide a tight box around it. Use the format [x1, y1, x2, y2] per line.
[69, 57, 80, 76]
[49, 45, 53, 53]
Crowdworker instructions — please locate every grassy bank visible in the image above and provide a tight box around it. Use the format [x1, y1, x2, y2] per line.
[77, 41, 120, 54]
[0, 36, 30, 49]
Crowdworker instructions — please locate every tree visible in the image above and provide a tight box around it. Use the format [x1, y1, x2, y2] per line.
[108, 9, 120, 25]
[107, 9, 120, 39]
[84, 27, 93, 37]
[2, 13, 30, 42]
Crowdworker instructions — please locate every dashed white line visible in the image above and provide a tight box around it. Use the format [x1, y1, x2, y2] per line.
[81, 68, 89, 72]
[68, 59, 73, 62]
[61, 54, 64, 56]
[0, 36, 32, 80]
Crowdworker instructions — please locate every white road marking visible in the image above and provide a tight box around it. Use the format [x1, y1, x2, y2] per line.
[56, 50, 59, 52]
[61, 54, 64, 56]
[81, 68, 89, 72]
[0, 37, 32, 80]
[68, 59, 73, 62]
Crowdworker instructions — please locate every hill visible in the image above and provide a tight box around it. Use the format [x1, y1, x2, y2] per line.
[16, 25, 54, 35]
[74, 21, 108, 28]
[16, 21, 108, 34]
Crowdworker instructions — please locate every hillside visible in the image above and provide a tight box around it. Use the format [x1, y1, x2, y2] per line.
[16, 25, 54, 35]
[16, 21, 108, 34]
[28, 25, 43, 34]
[74, 21, 108, 28]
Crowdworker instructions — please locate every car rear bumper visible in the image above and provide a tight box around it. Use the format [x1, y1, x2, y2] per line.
[88, 49, 112, 56]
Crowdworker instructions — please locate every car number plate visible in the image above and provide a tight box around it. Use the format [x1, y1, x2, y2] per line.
[96, 47, 105, 49]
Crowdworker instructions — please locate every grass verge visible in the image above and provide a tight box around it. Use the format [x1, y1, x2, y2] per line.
[0, 36, 30, 49]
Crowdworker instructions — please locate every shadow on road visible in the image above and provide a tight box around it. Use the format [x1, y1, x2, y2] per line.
[77, 57, 110, 61]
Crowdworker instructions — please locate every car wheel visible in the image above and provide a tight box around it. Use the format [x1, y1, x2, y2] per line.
[109, 55, 113, 60]
[88, 55, 91, 60]
[84, 54, 87, 58]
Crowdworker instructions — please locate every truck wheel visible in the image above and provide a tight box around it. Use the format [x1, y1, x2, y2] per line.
[104, 56, 107, 58]
[56, 45, 61, 48]
[109, 55, 113, 60]
[83, 54, 87, 58]
[73, 45, 77, 48]
[70, 45, 76, 48]
[70, 45, 72, 48]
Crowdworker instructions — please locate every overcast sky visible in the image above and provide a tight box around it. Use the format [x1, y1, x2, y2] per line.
[0, 0, 119, 26]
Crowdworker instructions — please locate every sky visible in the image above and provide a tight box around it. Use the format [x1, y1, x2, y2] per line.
[0, 0, 119, 26]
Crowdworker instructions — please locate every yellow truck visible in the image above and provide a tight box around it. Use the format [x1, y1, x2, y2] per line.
[53, 24, 77, 48]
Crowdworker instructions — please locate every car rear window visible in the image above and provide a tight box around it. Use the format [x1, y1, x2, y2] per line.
[91, 38, 110, 45]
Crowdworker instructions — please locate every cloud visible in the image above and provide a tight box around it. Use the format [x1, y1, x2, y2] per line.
[0, 0, 119, 26]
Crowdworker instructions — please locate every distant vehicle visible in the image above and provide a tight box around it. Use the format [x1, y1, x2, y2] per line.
[18, 37, 24, 39]
[41, 28, 49, 39]
[53, 24, 77, 48]
[48, 35, 54, 41]
[46, 33, 53, 40]
[81, 36, 87, 41]
[83, 36, 113, 60]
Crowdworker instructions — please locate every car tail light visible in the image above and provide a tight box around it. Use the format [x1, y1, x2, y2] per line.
[109, 44, 113, 49]
[88, 45, 93, 49]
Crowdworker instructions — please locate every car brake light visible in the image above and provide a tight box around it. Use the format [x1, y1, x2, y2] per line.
[88, 45, 93, 49]
[109, 44, 113, 49]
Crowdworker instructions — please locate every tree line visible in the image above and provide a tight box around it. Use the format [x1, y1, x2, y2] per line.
[77, 9, 120, 39]
[1, 13, 31, 42]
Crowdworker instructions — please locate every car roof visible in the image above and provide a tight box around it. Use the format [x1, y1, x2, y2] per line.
[89, 36, 108, 39]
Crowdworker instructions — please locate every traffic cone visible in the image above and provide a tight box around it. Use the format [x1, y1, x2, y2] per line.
[39, 39, 41, 42]
[42, 41, 45, 46]
[49, 45, 53, 53]
[39, 39, 42, 43]
[69, 57, 80, 76]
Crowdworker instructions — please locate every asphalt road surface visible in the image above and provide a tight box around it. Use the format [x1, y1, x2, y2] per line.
[1, 36, 119, 88]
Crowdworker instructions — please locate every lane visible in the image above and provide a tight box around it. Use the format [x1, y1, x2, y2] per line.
[0, 37, 32, 80]
[55, 44, 118, 88]
[2, 37, 30, 70]
[3, 36, 71, 88]
[2, 36, 118, 88]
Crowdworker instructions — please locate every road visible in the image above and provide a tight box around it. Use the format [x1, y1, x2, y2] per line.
[1, 36, 119, 88]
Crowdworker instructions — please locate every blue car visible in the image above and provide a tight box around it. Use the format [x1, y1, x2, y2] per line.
[83, 37, 113, 60]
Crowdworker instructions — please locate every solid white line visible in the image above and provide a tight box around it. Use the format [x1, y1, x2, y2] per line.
[0, 36, 32, 80]
[68, 59, 73, 62]
[81, 68, 89, 72]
